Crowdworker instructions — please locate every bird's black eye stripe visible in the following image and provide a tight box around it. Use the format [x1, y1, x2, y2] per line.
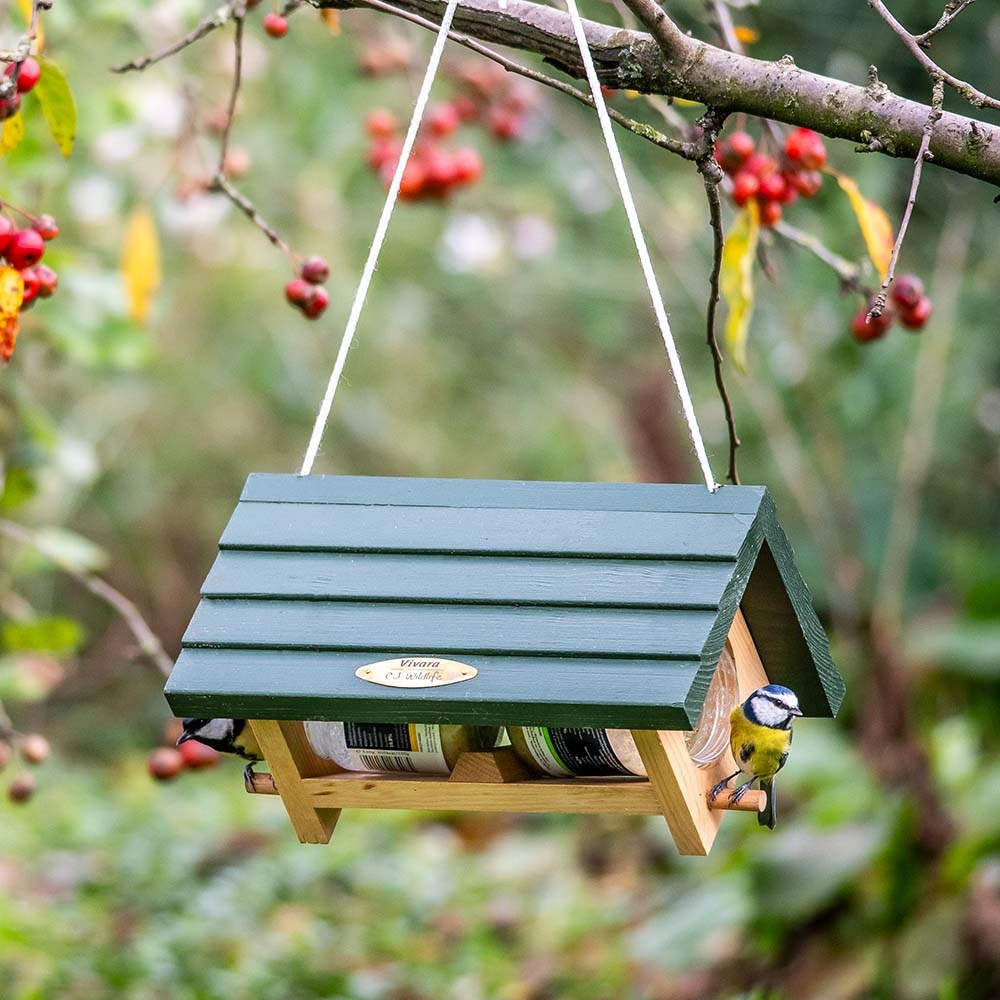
[762, 694, 794, 711]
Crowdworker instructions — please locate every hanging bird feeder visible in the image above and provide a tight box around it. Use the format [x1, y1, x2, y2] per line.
[164, 0, 843, 856]
[165, 474, 843, 856]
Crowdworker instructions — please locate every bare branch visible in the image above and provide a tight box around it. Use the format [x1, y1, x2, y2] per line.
[217, 5, 246, 177]
[915, 0, 977, 47]
[867, 0, 1000, 111]
[772, 220, 864, 291]
[320, 0, 1000, 187]
[209, 173, 294, 255]
[869, 77, 944, 320]
[0, 519, 174, 679]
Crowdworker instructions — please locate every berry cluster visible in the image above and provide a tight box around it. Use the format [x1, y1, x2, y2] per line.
[284, 254, 330, 320]
[1, 732, 50, 805]
[365, 106, 484, 201]
[851, 275, 933, 343]
[0, 55, 41, 121]
[715, 127, 827, 227]
[148, 720, 220, 781]
[0, 208, 60, 362]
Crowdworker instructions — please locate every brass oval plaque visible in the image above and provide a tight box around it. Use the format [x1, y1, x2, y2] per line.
[356, 657, 478, 688]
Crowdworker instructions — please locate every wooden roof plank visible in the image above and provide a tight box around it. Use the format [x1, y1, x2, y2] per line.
[201, 550, 734, 609]
[183, 598, 719, 659]
[241, 473, 767, 514]
[220, 502, 754, 559]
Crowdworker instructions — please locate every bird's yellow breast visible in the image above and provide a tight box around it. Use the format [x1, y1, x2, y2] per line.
[728, 707, 792, 778]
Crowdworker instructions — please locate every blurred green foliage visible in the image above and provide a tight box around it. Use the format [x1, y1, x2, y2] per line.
[1, 0, 1000, 998]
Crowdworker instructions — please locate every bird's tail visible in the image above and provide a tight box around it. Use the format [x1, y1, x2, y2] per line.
[758, 776, 777, 829]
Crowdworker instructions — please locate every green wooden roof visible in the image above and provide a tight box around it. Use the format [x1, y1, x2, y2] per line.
[164, 475, 844, 730]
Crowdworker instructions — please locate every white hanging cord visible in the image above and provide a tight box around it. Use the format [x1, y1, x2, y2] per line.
[562, 0, 719, 492]
[299, 0, 460, 476]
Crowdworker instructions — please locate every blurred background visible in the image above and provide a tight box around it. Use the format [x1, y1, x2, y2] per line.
[1, 0, 999, 997]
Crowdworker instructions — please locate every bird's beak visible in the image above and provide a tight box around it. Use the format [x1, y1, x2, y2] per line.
[790, 707, 803, 717]
[176, 731, 193, 746]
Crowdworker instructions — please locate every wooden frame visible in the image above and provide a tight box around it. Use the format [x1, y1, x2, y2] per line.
[246, 609, 768, 856]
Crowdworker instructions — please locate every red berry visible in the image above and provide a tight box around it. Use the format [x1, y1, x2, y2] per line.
[262, 13, 288, 38]
[6, 229, 44, 269]
[19, 268, 40, 306]
[34, 265, 57, 298]
[0, 94, 21, 121]
[742, 153, 776, 179]
[32, 214, 59, 241]
[787, 169, 823, 198]
[851, 302, 894, 342]
[397, 159, 428, 199]
[14, 56, 40, 94]
[731, 171, 760, 206]
[285, 278, 312, 307]
[148, 746, 185, 781]
[488, 107, 523, 142]
[0, 216, 14, 256]
[899, 295, 932, 330]
[422, 147, 458, 195]
[758, 200, 782, 227]
[890, 274, 924, 310]
[303, 286, 329, 319]
[452, 95, 479, 122]
[715, 131, 755, 174]
[426, 102, 460, 138]
[179, 739, 220, 769]
[451, 147, 483, 185]
[300, 255, 329, 284]
[365, 108, 398, 140]
[8, 773, 35, 803]
[20, 734, 50, 764]
[368, 138, 401, 171]
[785, 128, 826, 170]
[758, 172, 789, 203]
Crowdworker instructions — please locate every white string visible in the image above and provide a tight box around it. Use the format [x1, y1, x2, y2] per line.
[299, 0, 460, 476]
[562, 0, 719, 492]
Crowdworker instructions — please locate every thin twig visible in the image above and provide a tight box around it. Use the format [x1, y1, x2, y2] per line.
[357, 0, 696, 160]
[210, 173, 294, 254]
[874, 204, 973, 636]
[915, 0, 976, 46]
[693, 106, 741, 484]
[112, 0, 302, 74]
[217, 5, 246, 177]
[868, 77, 944, 320]
[772, 220, 864, 291]
[0, 519, 174, 678]
[867, 0, 1000, 111]
[0, 0, 50, 99]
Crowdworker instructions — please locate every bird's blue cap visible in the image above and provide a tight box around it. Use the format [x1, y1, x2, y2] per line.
[760, 684, 797, 698]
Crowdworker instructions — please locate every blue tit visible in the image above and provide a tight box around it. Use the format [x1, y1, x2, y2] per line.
[709, 684, 802, 829]
[178, 718, 263, 781]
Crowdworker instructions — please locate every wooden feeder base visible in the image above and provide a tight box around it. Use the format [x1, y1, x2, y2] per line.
[246, 610, 768, 856]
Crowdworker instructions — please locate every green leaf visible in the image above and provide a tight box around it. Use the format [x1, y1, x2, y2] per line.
[33, 527, 109, 573]
[33, 59, 76, 157]
[2, 616, 84, 655]
[720, 202, 760, 373]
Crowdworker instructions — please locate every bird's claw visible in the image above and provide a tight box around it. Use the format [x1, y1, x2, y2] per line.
[709, 778, 732, 803]
[243, 762, 257, 792]
[729, 781, 753, 805]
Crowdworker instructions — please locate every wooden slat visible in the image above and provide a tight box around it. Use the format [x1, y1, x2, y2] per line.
[247, 720, 341, 843]
[164, 648, 701, 729]
[242, 473, 767, 515]
[202, 551, 734, 609]
[183, 599, 718, 658]
[220, 503, 753, 559]
[299, 771, 665, 815]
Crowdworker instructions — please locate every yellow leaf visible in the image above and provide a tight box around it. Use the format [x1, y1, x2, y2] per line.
[734, 25, 760, 44]
[320, 9, 341, 35]
[832, 170, 894, 280]
[673, 98, 703, 108]
[0, 266, 24, 364]
[0, 112, 24, 156]
[34, 59, 76, 157]
[121, 207, 161, 325]
[625, 89, 641, 100]
[720, 202, 760, 374]
[15, 0, 43, 53]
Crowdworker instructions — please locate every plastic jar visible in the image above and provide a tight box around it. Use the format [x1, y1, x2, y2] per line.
[509, 640, 740, 776]
[304, 722, 500, 775]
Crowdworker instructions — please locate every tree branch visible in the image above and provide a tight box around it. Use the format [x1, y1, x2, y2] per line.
[0, 519, 174, 679]
[319, 0, 1000, 188]
[915, 0, 976, 46]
